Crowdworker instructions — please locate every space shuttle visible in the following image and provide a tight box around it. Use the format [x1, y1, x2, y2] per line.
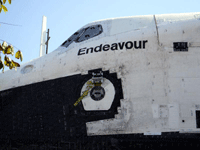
[1, 12, 200, 148]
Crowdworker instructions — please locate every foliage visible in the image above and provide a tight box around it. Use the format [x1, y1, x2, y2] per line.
[0, 41, 23, 72]
[0, 0, 11, 13]
[0, 0, 23, 73]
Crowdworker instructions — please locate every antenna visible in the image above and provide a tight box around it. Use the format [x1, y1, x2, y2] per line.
[40, 16, 47, 57]
[45, 29, 50, 54]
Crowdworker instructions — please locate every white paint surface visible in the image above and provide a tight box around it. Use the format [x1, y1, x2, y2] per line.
[1, 12, 200, 136]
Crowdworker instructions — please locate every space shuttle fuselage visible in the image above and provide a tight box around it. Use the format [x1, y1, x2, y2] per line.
[1, 12, 200, 146]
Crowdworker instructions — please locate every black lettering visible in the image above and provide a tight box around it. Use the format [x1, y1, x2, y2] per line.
[111, 43, 118, 50]
[134, 41, 142, 49]
[118, 42, 125, 50]
[86, 47, 93, 54]
[78, 40, 147, 56]
[94, 44, 102, 52]
[78, 48, 86, 55]
[125, 41, 133, 49]
[103, 44, 110, 51]
[143, 40, 148, 48]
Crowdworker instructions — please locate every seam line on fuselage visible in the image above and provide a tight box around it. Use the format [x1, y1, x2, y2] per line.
[154, 15, 160, 46]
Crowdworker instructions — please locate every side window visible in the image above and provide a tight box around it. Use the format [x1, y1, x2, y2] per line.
[76, 25, 103, 42]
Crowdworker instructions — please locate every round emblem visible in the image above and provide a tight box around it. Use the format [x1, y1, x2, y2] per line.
[90, 86, 105, 101]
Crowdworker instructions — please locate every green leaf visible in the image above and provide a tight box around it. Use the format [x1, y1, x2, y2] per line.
[9, 62, 13, 69]
[0, 59, 4, 73]
[0, 7, 2, 13]
[8, 0, 11, 4]
[0, 56, 4, 73]
[4, 55, 11, 67]
[0, 44, 3, 51]
[2, 5, 7, 13]
[2, 41, 8, 50]
[5, 45, 14, 55]
[15, 50, 23, 61]
[0, 59, 3, 69]
[10, 45, 14, 55]
[3, 0, 6, 4]
[11, 60, 20, 67]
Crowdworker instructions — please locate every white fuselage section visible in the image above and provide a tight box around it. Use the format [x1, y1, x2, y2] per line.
[1, 12, 200, 135]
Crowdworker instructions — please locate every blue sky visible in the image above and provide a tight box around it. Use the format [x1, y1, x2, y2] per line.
[0, 0, 200, 66]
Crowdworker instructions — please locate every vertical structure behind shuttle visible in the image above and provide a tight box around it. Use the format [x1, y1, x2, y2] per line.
[40, 16, 47, 57]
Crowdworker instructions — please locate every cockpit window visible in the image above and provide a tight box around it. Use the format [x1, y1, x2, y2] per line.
[61, 28, 85, 48]
[61, 24, 103, 48]
[76, 25, 103, 42]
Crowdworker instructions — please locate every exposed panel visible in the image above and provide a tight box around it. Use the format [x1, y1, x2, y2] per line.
[196, 111, 200, 128]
